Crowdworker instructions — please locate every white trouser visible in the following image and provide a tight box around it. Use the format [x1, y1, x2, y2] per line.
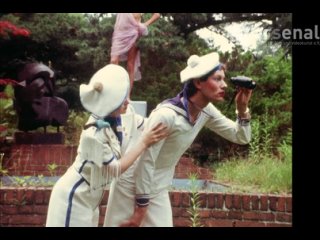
[104, 179, 173, 227]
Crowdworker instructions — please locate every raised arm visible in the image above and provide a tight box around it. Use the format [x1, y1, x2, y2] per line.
[143, 13, 161, 27]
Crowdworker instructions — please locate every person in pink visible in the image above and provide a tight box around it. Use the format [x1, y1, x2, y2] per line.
[110, 13, 160, 96]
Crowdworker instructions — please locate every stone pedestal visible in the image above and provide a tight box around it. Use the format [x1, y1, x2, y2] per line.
[14, 132, 65, 144]
[130, 100, 147, 117]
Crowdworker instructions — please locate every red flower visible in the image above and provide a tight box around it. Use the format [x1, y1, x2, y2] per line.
[0, 20, 30, 38]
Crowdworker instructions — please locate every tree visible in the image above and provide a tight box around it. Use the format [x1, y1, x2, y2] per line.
[0, 19, 31, 143]
[0, 13, 114, 109]
[1, 13, 292, 159]
[163, 13, 291, 38]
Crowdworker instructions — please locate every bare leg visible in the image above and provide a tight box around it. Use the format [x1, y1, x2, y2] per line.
[127, 45, 139, 97]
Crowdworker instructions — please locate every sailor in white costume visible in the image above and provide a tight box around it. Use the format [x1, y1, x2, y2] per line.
[46, 64, 167, 227]
[104, 52, 253, 227]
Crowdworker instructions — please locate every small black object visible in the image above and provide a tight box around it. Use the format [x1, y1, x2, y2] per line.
[230, 76, 256, 89]
[227, 76, 256, 110]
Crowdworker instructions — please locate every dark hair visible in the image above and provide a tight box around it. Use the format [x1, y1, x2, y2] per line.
[185, 64, 226, 98]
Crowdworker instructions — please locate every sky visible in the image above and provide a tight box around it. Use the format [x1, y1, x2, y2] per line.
[196, 22, 267, 52]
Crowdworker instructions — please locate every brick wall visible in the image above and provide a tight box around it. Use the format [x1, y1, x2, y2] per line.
[2, 145, 78, 176]
[0, 187, 292, 227]
[1, 144, 291, 227]
[1, 145, 212, 179]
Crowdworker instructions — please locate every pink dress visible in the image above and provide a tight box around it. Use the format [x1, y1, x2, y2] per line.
[111, 13, 148, 81]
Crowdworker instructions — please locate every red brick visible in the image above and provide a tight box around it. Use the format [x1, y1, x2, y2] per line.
[215, 193, 224, 209]
[0, 189, 4, 204]
[243, 211, 261, 221]
[199, 209, 211, 218]
[204, 219, 234, 227]
[207, 193, 215, 208]
[277, 197, 286, 212]
[1, 205, 18, 215]
[18, 205, 34, 214]
[242, 195, 251, 210]
[251, 195, 260, 210]
[17, 188, 26, 204]
[32, 147, 43, 167]
[173, 217, 190, 227]
[257, 212, 275, 221]
[178, 208, 189, 218]
[170, 191, 182, 207]
[23, 189, 34, 204]
[269, 196, 278, 211]
[211, 210, 228, 219]
[225, 194, 233, 209]
[260, 195, 268, 211]
[0, 215, 9, 225]
[8, 214, 46, 225]
[243, 211, 275, 222]
[198, 192, 207, 208]
[50, 146, 62, 163]
[266, 222, 292, 227]
[286, 197, 292, 212]
[179, 157, 192, 165]
[233, 195, 242, 209]
[44, 147, 52, 165]
[34, 190, 45, 204]
[235, 220, 266, 227]
[21, 170, 34, 176]
[172, 207, 183, 217]
[4, 189, 18, 204]
[43, 189, 52, 204]
[29, 165, 46, 172]
[33, 205, 48, 215]
[276, 213, 292, 223]
[181, 191, 191, 207]
[228, 211, 242, 220]
[60, 147, 72, 165]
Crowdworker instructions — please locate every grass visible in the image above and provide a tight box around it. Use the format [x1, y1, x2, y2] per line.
[211, 143, 292, 195]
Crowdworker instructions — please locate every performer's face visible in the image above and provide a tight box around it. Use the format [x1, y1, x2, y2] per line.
[199, 70, 227, 102]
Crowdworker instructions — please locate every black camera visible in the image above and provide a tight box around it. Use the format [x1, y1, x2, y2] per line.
[230, 76, 256, 89]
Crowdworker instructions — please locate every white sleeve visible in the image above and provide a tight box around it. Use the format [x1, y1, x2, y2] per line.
[204, 103, 251, 145]
[78, 127, 115, 168]
[79, 127, 121, 188]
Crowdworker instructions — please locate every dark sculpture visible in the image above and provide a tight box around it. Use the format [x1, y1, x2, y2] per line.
[13, 63, 68, 132]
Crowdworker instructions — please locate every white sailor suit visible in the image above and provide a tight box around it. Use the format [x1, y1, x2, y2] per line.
[46, 115, 122, 227]
[104, 101, 251, 227]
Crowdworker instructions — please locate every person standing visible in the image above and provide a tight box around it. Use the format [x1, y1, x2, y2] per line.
[110, 13, 160, 96]
[46, 64, 167, 227]
[104, 52, 253, 227]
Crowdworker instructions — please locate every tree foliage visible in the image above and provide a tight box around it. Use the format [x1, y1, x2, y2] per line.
[163, 13, 291, 39]
[0, 13, 292, 158]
